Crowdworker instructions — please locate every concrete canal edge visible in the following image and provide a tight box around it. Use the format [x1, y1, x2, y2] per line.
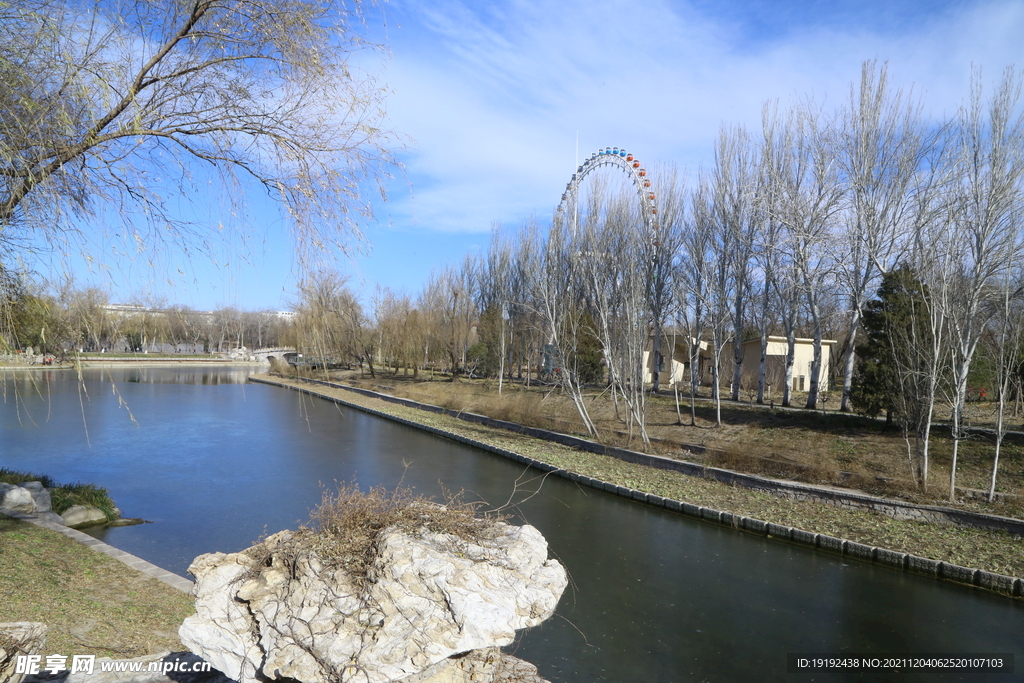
[251, 375, 1024, 600]
[0, 508, 195, 594]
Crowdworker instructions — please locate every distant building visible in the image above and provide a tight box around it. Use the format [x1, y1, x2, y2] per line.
[643, 334, 836, 394]
[641, 335, 704, 387]
[738, 336, 836, 393]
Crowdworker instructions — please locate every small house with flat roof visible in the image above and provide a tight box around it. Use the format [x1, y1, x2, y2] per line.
[643, 334, 836, 394]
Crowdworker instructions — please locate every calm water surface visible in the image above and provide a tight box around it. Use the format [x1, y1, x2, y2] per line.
[2, 367, 1022, 682]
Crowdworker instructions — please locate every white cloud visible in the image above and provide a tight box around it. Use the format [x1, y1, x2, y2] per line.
[372, 0, 1024, 238]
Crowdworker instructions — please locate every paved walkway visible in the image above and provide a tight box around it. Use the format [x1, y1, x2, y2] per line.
[0, 508, 194, 594]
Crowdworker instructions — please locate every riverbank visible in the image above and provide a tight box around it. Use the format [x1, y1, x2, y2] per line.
[0, 512, 193, 656]
[0, 358, 266, 369]
[330, 373, 1024, 517]
[253, 373, 1024, 590]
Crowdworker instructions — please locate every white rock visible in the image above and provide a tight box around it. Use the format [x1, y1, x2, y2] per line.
[180, 522, 566, 683]
[61, 504, 108, 528]
[0, 622, 48, 683]
[178, 553, 267, 682]
[35, 511, 65, 525]
[0, 486, 36, 514]
[28, 488, 52, 513]
[399, 647, 548, 683]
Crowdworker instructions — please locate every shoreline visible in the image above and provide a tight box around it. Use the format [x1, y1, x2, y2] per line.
[1, 359, 267, 369]
[250, 373, 1024, 599]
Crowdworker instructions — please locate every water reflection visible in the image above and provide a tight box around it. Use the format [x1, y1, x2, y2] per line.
[2, 367, 1022, 683]
[1, 365, 254, 388]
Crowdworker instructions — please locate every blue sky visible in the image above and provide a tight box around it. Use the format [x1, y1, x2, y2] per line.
[36, 0, 1024, 311]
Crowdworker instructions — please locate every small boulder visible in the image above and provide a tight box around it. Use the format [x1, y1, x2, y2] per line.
[61, 505, 108, 528]
[0, 622, 48, 683]
[0, 486, 36, 514]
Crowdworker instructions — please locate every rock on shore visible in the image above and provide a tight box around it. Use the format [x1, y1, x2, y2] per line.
[0, 482, 64, 525]
[0, 482, 138, 528]
[179, 522, 566, 683]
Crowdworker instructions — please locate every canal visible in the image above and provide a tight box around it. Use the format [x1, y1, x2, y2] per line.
[2, 367, 1022, 682]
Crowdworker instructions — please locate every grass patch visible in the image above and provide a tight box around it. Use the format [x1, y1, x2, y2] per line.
[49, 483, 118, 521]
[0, 468, 118, 521]
[0, 513, 193, 656]
[0, 468, 57, 489]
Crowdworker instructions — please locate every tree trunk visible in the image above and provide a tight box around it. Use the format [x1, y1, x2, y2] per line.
[839, 309, 861, 412]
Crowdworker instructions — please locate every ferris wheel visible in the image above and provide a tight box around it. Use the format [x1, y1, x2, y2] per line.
[555, 146, 660, 239]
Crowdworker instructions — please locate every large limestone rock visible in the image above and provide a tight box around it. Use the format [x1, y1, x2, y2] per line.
[179, 522, 566, 683]
[0, 622, 48, 683]
[176, 554, 266, 682]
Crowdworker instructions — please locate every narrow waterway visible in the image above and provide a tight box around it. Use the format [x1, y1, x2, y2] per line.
[2, 367, 1022, 682]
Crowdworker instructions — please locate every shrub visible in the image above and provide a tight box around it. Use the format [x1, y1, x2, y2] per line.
[49, 483, 118, 521]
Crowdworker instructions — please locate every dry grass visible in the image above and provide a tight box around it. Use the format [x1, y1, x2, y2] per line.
[0, 513, 193, 656]
[317, 371, 1024, 519]
[246, 482, 504, 590]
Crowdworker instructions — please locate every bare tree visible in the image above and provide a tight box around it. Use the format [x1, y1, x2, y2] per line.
[478, 227, 515, 393]
[1, 0, 397, 267]
[165, 306, 193, 352]
[510, 220, 545, 386]
[294, 270, 362, 372]
[420, 264, 475, 381]
[763, 100, 844, 409]
[984, 260, 1024, 502]
[707, 125, 758, 402]
[581, 189, 652, 445]
[750, 113, 786, 404]
[689, 175, 734, 425]
[834, 61, 934, 412]
[676, 183, 713, 424]
[645, 165, 686, 394]
[63, 285, 114, 352]
[942, 67, 1024, 500]
[529, 212, 596, 435]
